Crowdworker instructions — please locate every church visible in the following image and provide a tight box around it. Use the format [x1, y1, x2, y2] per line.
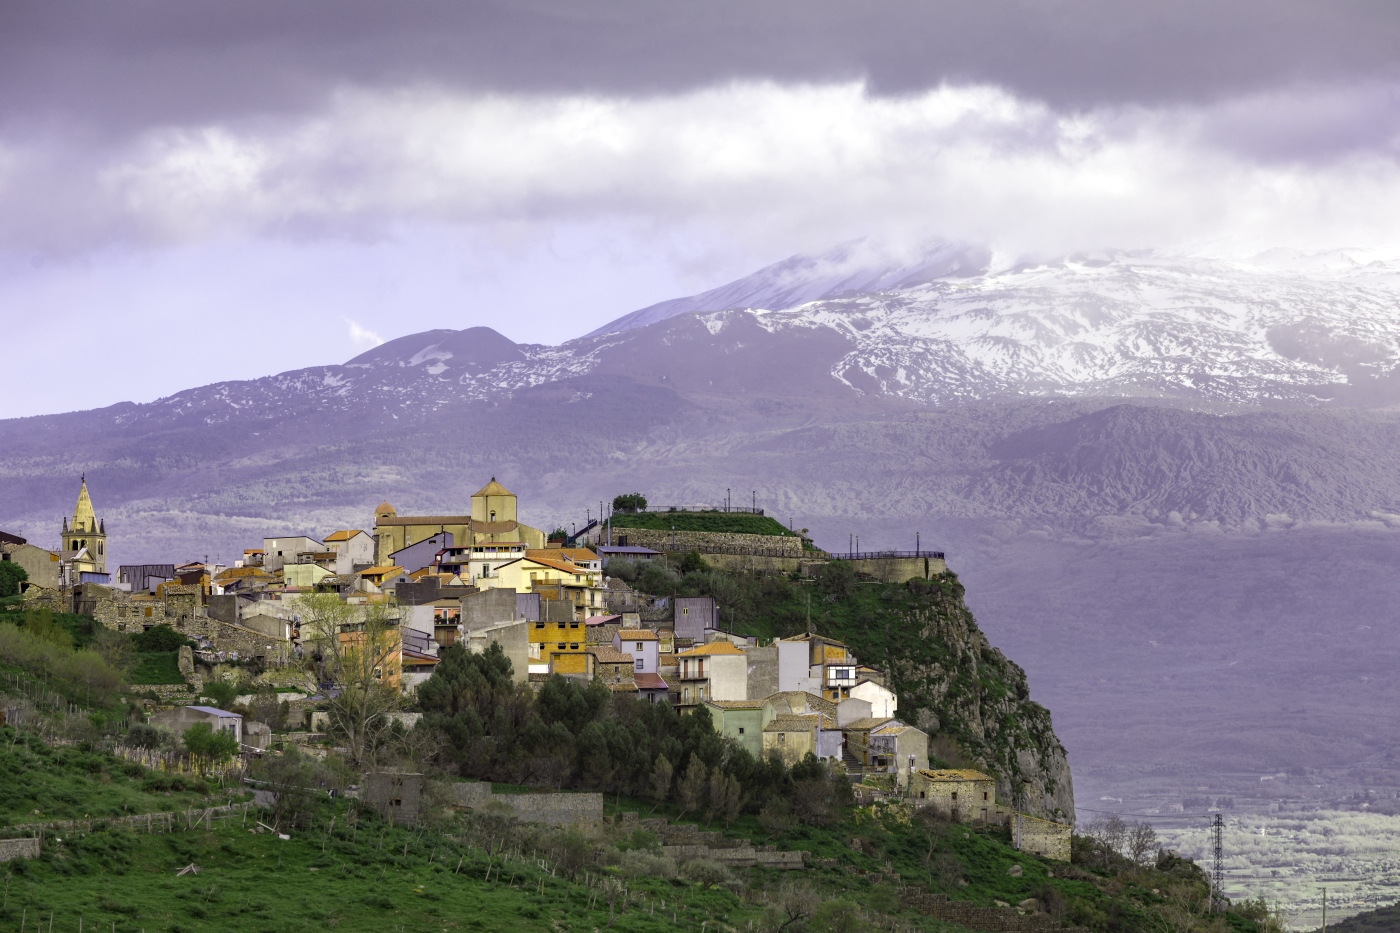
[61, 476, 110, 583]
[372, 478, 546, 564]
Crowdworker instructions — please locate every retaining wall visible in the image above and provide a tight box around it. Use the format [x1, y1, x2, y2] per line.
[451, 783, 603, 829]
[0, 838, 40, 862]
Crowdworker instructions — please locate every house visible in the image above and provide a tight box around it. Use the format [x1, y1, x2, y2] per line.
[527, 547, 601, 574]
[673, 596, 719, 643]
[262, 535, 324, 572]
[613, 629, 659, 674]
[910, 769, 999, 823]
[323, 529, 376, 575]
[850, 679, 898, 718]
[1, 540, 61, 590]
[634, 672, 670, 704]
[550, 649, 595, 681]
[703, 699, 764, 758]
[117, 564, 176, 594]
[674, 641, 747, 708]
[149, 705, 243, 745]
[462, 619, 531, 684]
[485, 555, 605, 620]
[435, 541, 527, 584]
[776, 634, 855, 698]
[388, 531, 454, 574]
[356, 565, 405, 590]
[529, 613, 588, 666]
[763, 715, 820, 766]
[283, 562, 334, 589]
[762, 691, 842, 761]
[371, 479, 547, 565]
[586, 645, 637, 691]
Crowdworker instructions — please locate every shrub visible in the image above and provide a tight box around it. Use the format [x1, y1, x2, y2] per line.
[201, 679, 239, 711]
[679, 858, 731, 889]
[132, 624, 188, 653]
[125, 723, 166, 749]
[182, 722, 239, 760]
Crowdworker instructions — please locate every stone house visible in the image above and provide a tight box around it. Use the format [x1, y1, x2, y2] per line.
[843, 717, 929, 785]
[586, 644, 637, 691]
[910, 769, 999, 822]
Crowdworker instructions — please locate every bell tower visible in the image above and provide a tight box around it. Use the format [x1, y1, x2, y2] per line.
[61, 475, 106, 576]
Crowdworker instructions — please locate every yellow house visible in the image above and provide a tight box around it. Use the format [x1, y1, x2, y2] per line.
[529, 615, 589, 663]
[488, 555, 605, 620]
[372, 478, 547, 563]
[762, 715, 819, 766]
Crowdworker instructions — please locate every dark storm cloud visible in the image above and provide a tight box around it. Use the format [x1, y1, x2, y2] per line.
[3, 0, 1399, 137]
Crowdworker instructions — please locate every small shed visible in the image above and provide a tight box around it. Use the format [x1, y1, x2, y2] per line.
[149, 705, 243, 744]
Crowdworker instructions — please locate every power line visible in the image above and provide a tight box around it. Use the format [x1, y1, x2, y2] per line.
[1211, 814, 1225, 912]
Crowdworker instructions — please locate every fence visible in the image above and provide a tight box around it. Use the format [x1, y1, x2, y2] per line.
[112, 744, 247, 781]
[2, 802, 253, 840]
[842, 549, 946, 560]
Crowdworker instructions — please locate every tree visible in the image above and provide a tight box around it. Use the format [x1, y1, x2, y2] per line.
[294, 593, 404, 767]
[91, 627, 133, 673]
[677, 550, 709, 574]
[612, 493, 647, 513]
[0, 561, 27, 598]
[648, 754, 673, 812]
[182, 722, 239, 760]
[758, 797, 797, 839]
[676, 757, 708, 818]
[708, 765, 743, 827]
[201, 678, 239, 711]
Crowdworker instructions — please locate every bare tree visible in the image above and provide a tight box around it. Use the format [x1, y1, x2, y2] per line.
[1127, 820, 1160, 867]
[294, 593, 404, 766]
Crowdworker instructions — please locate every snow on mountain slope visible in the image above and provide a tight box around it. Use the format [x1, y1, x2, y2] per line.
[584, 240, 992, 337]
[703, 250, 1400, 405]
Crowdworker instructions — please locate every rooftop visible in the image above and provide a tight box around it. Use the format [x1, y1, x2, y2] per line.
[917, 768, 995, 783]
[676, 642, 745, 657]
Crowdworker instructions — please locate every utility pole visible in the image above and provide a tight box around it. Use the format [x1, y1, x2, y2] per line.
[1321, 887, 1327, 933]
[1211, 814, 1225, 912]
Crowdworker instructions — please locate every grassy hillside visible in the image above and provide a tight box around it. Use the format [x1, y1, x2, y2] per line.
[1327, 901, 1400, 933]
[0, 727, 228, 826]
[608, 510, 798, 536]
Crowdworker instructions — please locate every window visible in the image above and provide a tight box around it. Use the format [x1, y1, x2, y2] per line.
[951, 792, 958, 801]
[681, 607, 689, 615]
[535, 622, 544, 629]
[634, 659, 643, 671]
[983, 791, 989, 801]
[738, 727, 745, 735]
[569, 643, 578, 650]
[778, 733, 785, 744]
[635, 642, 643, 650]
[557, 643, 566, 650]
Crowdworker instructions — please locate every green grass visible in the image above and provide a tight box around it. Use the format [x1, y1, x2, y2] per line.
[0, 805, 766, 933]
[0, 727, 227, 826]
[127, 651, 187, 685]
[608, 511, 798, 537]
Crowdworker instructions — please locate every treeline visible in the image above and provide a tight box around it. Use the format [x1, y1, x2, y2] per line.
[415, 643, 851, 827]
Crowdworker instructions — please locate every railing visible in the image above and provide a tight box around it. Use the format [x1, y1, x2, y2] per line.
[617, 505, 766, 516]
[841, 550, 945, 560]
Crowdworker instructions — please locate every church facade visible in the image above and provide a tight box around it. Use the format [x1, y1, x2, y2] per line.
[372, 479, 546, 565]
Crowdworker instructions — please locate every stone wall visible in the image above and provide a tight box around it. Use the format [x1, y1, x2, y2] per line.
[616, 813, 804, 869]
[608, 528, 805, 558]
[450, 783, 602, 829]
[901, 889, 1090, 933]
[0, 838, 40, 862]
[849, 555, 949, 583]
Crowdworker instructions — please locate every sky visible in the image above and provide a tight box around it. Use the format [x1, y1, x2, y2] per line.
[3, 1, 1400, 417]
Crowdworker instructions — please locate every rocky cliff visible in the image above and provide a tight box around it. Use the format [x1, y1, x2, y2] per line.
[799, 574, 1075, 824]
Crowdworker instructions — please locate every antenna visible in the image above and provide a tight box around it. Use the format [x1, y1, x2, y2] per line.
[1211, 814, 1225, 912]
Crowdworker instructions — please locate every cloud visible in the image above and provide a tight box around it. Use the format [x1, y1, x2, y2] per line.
[344, 318, 384, 348]
[2, 80, 1400, 260]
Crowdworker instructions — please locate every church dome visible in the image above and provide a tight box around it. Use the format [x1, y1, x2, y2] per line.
[375, 501, 397, 516]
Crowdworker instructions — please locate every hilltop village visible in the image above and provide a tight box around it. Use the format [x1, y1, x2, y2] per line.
[2, 477, 1072, 862]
